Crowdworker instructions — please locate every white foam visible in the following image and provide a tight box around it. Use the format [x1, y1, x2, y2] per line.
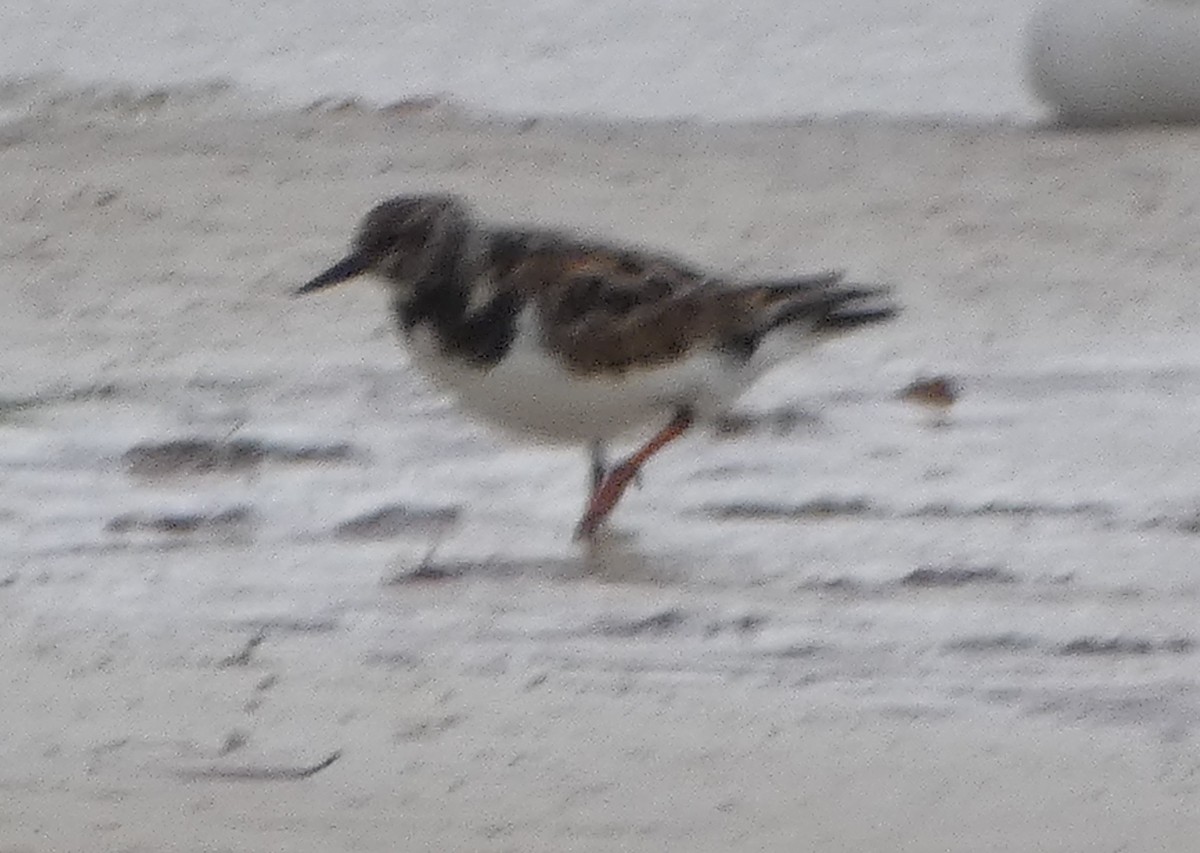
[0, 1, 1043, 121]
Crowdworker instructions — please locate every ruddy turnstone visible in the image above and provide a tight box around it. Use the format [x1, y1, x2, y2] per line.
[296, 194, 897, 538]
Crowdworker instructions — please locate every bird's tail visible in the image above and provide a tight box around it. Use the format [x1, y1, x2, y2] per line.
[746, 272, 897, 336]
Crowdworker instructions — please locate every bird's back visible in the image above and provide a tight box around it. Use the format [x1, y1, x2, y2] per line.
[469, 224, 894, 378]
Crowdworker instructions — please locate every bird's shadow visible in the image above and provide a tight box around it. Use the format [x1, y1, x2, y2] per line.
[383, 523, 680, 588]
[574, 527, 682, 586]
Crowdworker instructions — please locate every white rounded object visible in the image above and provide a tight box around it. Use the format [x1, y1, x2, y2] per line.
[1026, 0, 1200, 124]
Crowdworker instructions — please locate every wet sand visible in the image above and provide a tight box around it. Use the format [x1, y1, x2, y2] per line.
[2, 89, 1199, 851]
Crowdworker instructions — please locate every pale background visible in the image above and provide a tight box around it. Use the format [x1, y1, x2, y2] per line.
[2, 3, 1199, 851]
[2, 0, 1041, 121]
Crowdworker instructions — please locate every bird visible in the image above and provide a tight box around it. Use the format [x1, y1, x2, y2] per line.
[295, 194, 897, 539]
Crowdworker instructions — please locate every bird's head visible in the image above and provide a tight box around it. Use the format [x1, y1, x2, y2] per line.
[296, 194, 468, 296]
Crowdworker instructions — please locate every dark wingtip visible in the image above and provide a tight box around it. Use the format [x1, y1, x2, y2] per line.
[820, 304, 899, 332]
[762, 280, 899, 335]
[294, 253, 370, 297]
[820, 285, 900, 332]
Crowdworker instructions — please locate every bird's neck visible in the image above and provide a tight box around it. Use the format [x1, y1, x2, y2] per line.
[391, 231, 520, 368]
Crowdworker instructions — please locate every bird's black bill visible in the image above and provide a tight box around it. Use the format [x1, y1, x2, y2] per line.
[294, 253, 370, 296]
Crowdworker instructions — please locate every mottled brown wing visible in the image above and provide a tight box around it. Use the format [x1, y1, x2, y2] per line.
[505, 241, 731, 376]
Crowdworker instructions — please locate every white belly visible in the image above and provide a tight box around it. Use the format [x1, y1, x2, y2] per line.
[403, 319, 751, 444]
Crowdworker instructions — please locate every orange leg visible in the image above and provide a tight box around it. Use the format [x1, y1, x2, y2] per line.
[574, 409, 694, 539]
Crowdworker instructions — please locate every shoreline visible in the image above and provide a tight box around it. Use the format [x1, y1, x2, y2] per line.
[1, 72, 1056, 130]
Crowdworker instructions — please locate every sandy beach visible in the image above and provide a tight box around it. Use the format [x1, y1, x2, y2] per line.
[3, 87, 1200, 851]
